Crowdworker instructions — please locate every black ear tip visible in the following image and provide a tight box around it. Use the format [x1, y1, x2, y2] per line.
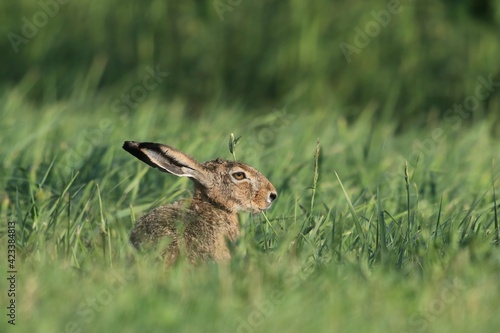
[123, 141, 139, 151]
[123, 140, 163, 171]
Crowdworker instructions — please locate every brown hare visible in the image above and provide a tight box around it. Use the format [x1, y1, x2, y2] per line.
[123, 141, 277, 264]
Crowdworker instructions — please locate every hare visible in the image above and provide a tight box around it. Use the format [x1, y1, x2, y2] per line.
[123, 141, 277, 264]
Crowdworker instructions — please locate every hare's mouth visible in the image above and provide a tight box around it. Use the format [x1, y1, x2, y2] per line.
[264, 202, 274, 210]
[247, 206, 269, 215]
[246, 199, 275, 214]
[255, 202, 274, 214]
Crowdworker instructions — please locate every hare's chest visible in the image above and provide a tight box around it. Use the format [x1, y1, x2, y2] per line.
[183, 208, 239, 261]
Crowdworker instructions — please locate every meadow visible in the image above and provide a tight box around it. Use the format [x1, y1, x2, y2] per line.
[1, 1, 500, 332]
[1, 93, 499, 332]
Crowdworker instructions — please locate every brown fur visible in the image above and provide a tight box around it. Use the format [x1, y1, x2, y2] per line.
[123, 141, 277, 264]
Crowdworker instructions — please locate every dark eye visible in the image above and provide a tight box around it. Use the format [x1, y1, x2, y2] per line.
[232, 172, 246, 180]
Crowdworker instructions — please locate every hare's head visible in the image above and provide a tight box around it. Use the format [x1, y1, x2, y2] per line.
[123, 141, 277, 214]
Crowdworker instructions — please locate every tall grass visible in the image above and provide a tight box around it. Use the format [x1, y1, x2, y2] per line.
[2, 1, 500, 331]
[1, 88, 499, 332]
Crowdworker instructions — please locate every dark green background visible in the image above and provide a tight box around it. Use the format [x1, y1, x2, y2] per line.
[2, 0, 500, 125]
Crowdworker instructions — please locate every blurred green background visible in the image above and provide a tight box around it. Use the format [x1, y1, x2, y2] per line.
[2, 0, 499, 125]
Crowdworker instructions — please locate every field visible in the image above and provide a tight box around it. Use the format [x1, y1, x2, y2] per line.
[2, 1, 500, 333]
[1, 96, 500, 332]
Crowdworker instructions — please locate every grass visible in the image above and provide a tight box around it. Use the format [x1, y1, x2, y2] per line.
[1, 87, 500, 333]
[2, 2, 500, 332]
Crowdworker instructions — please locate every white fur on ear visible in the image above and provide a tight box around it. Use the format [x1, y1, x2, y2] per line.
[123, 141, 211, 186]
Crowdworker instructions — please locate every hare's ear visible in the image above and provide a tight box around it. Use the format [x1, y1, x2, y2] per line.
[123, 141, 211, 186]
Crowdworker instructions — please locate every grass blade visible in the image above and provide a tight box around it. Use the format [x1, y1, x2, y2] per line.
[335, 171, 366, 243]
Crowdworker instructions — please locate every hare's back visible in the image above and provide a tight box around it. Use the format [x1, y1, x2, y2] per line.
[129, 202, 186, 248]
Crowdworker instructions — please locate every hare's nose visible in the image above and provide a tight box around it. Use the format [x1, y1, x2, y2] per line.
[268, 191, 277, 203]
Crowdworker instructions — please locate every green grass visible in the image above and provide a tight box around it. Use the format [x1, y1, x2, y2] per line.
[2, 2, 500, 332]
[1, 87, 500, 332]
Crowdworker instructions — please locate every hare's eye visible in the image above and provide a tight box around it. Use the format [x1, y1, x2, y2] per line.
[232, 172, 247, 181]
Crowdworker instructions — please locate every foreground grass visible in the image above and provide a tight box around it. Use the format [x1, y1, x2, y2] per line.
[1, 91, 500, 332]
